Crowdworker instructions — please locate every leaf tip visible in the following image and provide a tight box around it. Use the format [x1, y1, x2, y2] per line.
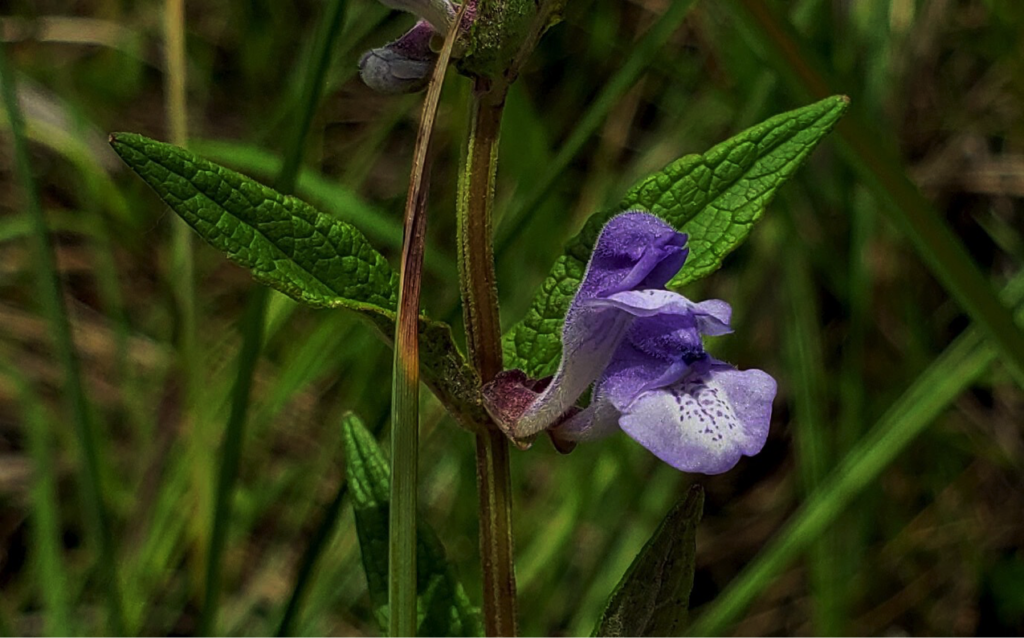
[107, 132, 139, 159]
[827, 94, 851, 119]
[107, 131, 133, 147]
[107, 132, 126, 155]
[682, 483, 705, 520]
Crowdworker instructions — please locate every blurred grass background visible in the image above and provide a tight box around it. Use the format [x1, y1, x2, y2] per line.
[2, 0, 1024, 635]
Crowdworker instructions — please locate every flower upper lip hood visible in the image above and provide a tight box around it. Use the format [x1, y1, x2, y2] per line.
[483, 211, 777, 475]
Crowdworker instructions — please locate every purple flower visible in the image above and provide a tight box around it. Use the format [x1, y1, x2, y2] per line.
[484, 211, 776, 475]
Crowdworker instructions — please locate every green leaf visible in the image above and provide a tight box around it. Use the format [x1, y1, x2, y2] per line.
[594, 486, 704, 637]
[110, 133, 490, 430]
[621, 95, 849, 287]
[109, 132, 397, 312]
[341, 413, 484, 637]
[503, 96, 849, 378]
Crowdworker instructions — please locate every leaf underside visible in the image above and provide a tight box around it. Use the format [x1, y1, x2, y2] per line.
[502, 95, 849, 379]
[594, 485, 705, 637]
[341, 413, 484, 637]
[110, 133, 488, 429]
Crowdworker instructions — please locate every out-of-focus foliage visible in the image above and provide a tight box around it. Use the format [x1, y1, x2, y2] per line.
[1, 0, 1024, 635]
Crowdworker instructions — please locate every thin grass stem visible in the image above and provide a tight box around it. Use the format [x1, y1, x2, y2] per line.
[197, 2, 348, 633]
[388, 5, 469, 634]
[275, 483, 350, 636]
[1, 358, 72, 635]
[163, 0, 196, 394]
[782, 232, 841, 635]
[0, 42, 126, 635]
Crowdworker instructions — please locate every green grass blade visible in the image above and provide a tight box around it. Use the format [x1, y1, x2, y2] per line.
[0, 358, 73, 636]
[163, 0, 198, 489]
[782, 235, 841, 635]
[275, 479, 351, 636]
[273, 0, 348, 195]
[391, 329, 422, 638]
[726, 0, 1024, 388]
[197, 284, 269, 636]
[0, 42, 125, 635]
[387, 3, 472, 633]
[689, 271, 1024, 636]
[196, 1, 348, 633]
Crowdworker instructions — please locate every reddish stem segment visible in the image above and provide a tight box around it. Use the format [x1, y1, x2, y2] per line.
[458, 81, 519, 636]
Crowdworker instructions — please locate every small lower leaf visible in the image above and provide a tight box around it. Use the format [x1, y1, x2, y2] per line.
[594, 485, 704, 637]
[341, 413, 483, 637]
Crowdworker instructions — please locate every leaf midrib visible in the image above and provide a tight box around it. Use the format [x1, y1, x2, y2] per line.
[145, 148, 396, 310]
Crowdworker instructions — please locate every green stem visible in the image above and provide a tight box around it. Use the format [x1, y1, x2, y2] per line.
[0, 42, 126, 635]
[459, 86, 505, 381]
[474, 429, 518, 636]
[164, 0, 188, 146]
[197, 2, 347, 633]
[458, 82, 519, 637]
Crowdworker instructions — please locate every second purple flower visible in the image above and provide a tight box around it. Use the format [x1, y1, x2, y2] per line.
[484, 211, 777, 475]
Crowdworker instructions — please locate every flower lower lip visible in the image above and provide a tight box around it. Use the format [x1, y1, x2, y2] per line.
[482, 211, 776, 475]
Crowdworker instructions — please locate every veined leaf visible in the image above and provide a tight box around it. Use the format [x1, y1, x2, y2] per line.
[594, 486, 704, 637]
[111, 133, 489, 430]
[622, 95, 849, 287]
[503, 96, 849, 378]
[110, 132, 397, 311]
[341, 413, 483, 637]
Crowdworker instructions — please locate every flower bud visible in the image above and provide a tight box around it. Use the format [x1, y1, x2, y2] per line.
[359, 20, 438, 94]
